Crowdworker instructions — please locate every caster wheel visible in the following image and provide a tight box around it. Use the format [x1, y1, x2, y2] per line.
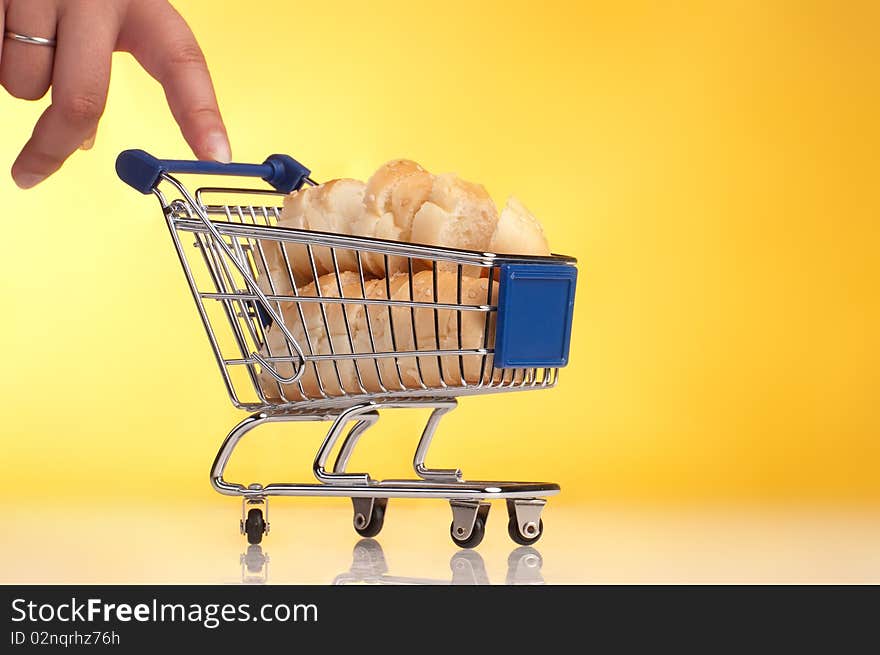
[245, 508, 266, 545]
[507, 517, 543, 546]
[353, 498, 387, 538]
[450, 517, 486, 549]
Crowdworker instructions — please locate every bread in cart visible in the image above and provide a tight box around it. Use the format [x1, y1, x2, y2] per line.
[257, 159, 549, 294]
[258, 269, 500, 401]
[255, 157, 549, 400]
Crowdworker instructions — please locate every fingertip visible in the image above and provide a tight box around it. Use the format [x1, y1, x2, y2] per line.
[12, 170, 47, 190]
[199, 131, 231, 163]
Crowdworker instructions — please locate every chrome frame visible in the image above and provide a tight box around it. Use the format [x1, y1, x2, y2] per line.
[149, 171, 576, 540]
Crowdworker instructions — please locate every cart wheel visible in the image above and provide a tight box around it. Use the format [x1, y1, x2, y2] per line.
[450, 517, 486, 549]
[245, 508, 266, 545]
[507, 517, 543, 546]
[353, 498, 387, 538]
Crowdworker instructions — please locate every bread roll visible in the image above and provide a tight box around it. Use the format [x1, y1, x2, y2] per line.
[489, 196, 550, 256]
[305, 178, 369, 274]
[257, 179, 375, 297]
[410, 173, 499, 273]
[257, 270, 497, 401]
[364, 159, 432, 235]
[355, 210, 410, 279]
[258, 271, 404, 401]
[361, 159, 432, 278]
[254, 185, 315, 298]
[388, 270, 497, 388]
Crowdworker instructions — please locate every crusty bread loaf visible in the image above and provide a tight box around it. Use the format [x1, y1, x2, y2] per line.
[360, 159, 432, 278]
[305, 178, 370, 274]
[388, 269, 498, 388]
[257, 270, 497, 401]
[258, 271, 400, 400]
[410, 174, 499, 269]
[364, 159, 432, 236]
[254, 185, 313, 298]
[257, 179, 375, 298]
[489, 196, 550, 256]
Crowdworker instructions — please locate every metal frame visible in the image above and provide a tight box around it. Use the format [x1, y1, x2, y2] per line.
[149, 171, 574, 545]
[209, 401, 559, 500]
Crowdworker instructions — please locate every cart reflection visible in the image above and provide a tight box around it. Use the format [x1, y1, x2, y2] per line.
[240, 545, 270, 584]
[331, 539, 545, 585]
[238, 539, 544, 584]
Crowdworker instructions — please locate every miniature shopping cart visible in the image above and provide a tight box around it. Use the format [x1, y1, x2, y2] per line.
[116, 149, 578, 549]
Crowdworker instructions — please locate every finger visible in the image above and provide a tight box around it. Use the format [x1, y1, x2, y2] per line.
[10, 4, 117, 188]
[0, 0, 57, 100]
[119, 1, 230, 162]
[0, 3, 4, 69]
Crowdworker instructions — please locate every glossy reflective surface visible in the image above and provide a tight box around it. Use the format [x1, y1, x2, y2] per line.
[2, 502, 879, 584]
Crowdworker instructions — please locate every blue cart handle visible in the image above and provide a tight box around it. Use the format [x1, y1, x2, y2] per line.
[115, 148, 311, 194]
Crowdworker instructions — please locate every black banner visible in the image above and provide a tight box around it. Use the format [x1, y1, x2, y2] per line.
[1, 585, 876, 651]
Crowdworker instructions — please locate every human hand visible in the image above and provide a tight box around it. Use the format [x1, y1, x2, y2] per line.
[1, 0, 230, 189]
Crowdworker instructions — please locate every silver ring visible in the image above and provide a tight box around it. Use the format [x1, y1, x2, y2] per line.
[4, 30, 57, 47]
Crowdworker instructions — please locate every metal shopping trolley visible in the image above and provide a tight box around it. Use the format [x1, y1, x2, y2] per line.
[116, 149, 578, 549]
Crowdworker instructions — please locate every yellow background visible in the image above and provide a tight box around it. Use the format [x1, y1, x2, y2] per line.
[1, 0, 878, 520]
